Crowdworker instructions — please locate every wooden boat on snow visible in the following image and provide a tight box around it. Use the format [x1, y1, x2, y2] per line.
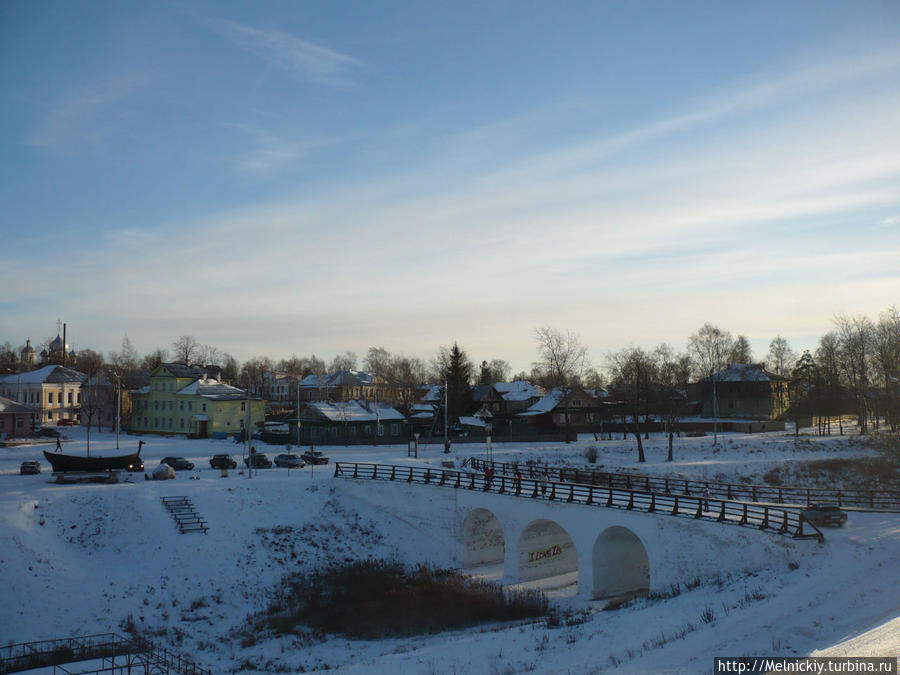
[44, 440, 145, 473]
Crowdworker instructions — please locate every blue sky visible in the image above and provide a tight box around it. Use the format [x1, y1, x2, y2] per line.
[2, 1, 899, 373]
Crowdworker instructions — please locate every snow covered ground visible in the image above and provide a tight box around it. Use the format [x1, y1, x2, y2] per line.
[0, 426, 897, 673]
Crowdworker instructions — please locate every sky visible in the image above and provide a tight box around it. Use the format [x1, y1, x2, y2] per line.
[1, 0, 899, 375]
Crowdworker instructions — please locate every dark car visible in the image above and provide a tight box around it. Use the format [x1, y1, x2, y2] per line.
[20, 460, 41, 475]
[160, 456, 195, 471]
[210, 454, 238, 470]
[301, 450, 329, 465]
[274, 453, 305, 468]
[801, 503, 848, 527]
[34, 427, 60, 438]
[244, 453, 272, 469]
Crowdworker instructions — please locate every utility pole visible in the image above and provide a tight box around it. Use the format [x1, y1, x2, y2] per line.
[115, 374, 121, 450]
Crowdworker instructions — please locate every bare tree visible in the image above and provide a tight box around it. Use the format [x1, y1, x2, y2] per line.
[607, 347, 659, 462]
[729, 335, 754, 364]
[767, 336, 797, 377]
[172, 335, 200, 364]
[834, 315, 875, 433]
[363, 347, 392, 376]
[874, 306, 900, 431]
[140, 348, 168, 372]
[688, 323, 733, 445]
[533, 327, 589, 443]
[329, 351, 358, 373]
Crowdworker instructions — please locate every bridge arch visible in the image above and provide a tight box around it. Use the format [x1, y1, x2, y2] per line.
[591, 526, 650, 600]
[461, 508, 505, 570]
[517, 518, 578, 584]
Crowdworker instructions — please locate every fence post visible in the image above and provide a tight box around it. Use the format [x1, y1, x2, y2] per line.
[626, 492, 634, 510]
[469, 473, 476, 490]
[407, 467, 414, 483]
[439, 471, 446, 486]
[717, 501, 726, 522]
[499, 476, 506, 494]
[454, 472, 461, 488]
[671, 496, 679, 515]
[664, 477, 670, 494]
[683, 480, 690, 496]
[372, 465, 377, 480]
[390, 466, 396, 481]
[424, 469, 431, 484]
[739, 504, 748, 525]
[727, 484, 733, 499]
[549, 483, 556, 500]
[806, 488, 811, 506]
[694, 498, 703, 518]
[752, 486, 758, 502]
[606, 488, 613, 507]
[532, 481, 539, 498]
[353, 463, 358, 479]
[759, 507, 770, 529]
[333, 464, 341, 477]
[586, 486, 593, 505]
[778, 511, 789, 534]
[648, 493, 656, 512]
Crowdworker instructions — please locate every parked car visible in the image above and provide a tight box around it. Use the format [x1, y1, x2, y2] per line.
[274, 453, 305, 468]
[20, 460, 41, 475]
[34, 427, 60, 438]
[210, 454, 238, 470]
[301, 449, 329, 465]
[57, 419, 76, 426]
[801, 503, 848, 527]
[244, 453, 272, 469]
[160, 456, 195, 471]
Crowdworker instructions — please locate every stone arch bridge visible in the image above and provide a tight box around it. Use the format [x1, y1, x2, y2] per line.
[333, 463, 819, 600]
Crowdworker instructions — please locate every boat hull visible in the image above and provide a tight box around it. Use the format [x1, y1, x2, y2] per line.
[43, 450, 143, 473]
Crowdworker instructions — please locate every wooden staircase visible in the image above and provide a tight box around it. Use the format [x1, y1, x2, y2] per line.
[161, 496, 208, 534]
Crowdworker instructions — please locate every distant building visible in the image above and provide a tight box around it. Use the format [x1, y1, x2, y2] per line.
[297, 371, 392, 403]
[130, 363, 265, 438]
[0, 396, 38, 438]
[688, 363, 789, 420]
[0, 365, 87, 425]
[299, 399, 407, 444]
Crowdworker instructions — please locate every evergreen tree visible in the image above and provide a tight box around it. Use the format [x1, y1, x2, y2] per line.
[444, 343, 474, 422]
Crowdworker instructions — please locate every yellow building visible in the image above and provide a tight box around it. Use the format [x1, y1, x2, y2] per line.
[130, 363, 265, 438]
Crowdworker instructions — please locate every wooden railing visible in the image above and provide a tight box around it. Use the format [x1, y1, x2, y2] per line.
[333, 462, 824, 541]
[466, 458, 900, 511]
[0, 633, 211, 675]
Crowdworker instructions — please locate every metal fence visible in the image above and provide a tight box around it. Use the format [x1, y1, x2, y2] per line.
[333, 462, 824, 541]
[466, 457, 900, 511]
[0, 634, 211, 675]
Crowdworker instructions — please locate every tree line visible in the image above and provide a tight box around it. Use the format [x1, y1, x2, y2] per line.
[1, 306, 898, 436]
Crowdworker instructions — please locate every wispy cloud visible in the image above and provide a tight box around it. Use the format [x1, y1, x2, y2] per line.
[29, 75, 146, 148]
[880, 215, 900, 227]
[222, 122, 315, 173]
[212, 19, 362, 87]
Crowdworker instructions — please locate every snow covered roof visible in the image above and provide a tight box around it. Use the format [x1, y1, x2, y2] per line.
[0, 396, 35, 414]
[458, 415, 486, 428]
[176, 379, 250, 400]
[132, 385, 150, 395]
[494, 380, 543, 401]
[299, 371, 377, 389]
[0, 365, 87, 385]
[518, 388, 565, 416]
[418, 384, 444, 402]
[303, 400, 405, 423]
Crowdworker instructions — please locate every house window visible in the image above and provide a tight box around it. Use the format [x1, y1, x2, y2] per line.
[169, 418, 173, 428]
[49, 411, 54, 420]
[154, 401, 159, 410]
[169, 401, 173, 411]
[188, 401, 193, 411]
[377, 424, 384, 437]
[241, 401, 246, 412]
[202, 403, 206, 412]
[180, 401, 184, 411]
[180, 418, 184, 429]
[77, 392, 80, 404]
[240, 419, 244, 428]
[390, 424, 399, 435]
[330, 426, 338, 438]
[572, 399, 583, 407]
[68, 392, 73, 404]
[364, 424, 372, 436]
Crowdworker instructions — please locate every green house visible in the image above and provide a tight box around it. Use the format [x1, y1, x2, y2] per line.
[130, 363, 265, 438]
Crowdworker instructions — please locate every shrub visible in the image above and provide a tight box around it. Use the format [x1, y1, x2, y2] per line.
[256, 559, 548, 639]
[585, 446, 598, 463]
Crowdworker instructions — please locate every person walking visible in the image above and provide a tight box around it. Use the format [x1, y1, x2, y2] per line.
[514, 469, 523, 494]
[540, 468, 549, 496]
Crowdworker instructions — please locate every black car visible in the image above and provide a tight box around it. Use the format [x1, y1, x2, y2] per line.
[245, 453, 272, 469]
[274, 453, 305, 468]
[20, 460, 41, 475]
[210, 454, 238, 470]
[160, 456, 195, 471]
[801, 504, 848, 527]
[301, 450, 329, 465]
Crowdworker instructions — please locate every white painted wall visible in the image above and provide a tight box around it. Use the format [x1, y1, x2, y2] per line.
[335, 478, 809, 599]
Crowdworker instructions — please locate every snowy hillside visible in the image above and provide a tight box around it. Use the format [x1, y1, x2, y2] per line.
[1, 427, 897, 673]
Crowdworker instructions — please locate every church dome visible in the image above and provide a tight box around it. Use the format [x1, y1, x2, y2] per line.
[49, 334, 67, 351]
